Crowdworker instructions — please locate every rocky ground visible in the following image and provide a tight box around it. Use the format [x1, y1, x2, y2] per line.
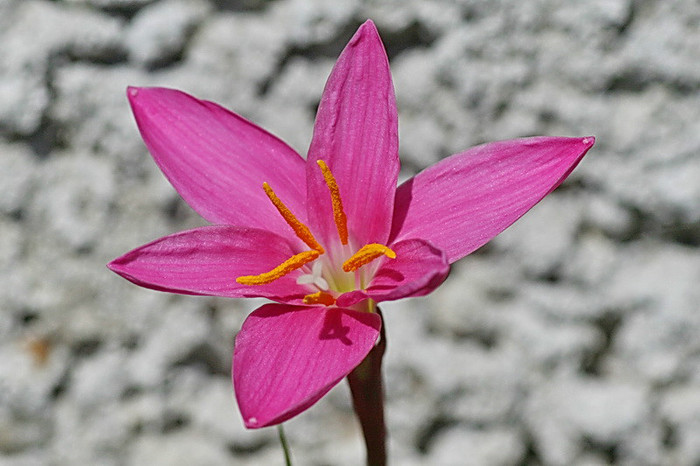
[1, 0, 699, 464]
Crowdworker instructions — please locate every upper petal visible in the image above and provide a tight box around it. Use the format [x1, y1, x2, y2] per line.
[128, 87, 307, 235]
[108, 225, 306, 303]
[390, 136, 595, 263]
[305, 20, 399, 247]
[233, 304, 381, 428]
[336, 238, 450, 307]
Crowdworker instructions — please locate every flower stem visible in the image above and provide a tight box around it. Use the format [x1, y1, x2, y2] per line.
[347, 308, 387, 466]
[277, 423, 293, 466]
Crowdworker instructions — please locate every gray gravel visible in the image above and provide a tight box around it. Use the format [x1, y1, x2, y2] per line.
[2, 0, 699, 464]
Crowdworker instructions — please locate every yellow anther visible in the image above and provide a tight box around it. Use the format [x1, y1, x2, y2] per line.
[316, 160, 348, 245]
[262, 183, 324, 253]
[342, 244, 396, 272]
[237, 250, 320, 285]
[303, 291, 336, 306]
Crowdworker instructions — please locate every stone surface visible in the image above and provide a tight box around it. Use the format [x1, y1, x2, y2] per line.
[1, 0, 699, 464]
[430, 427, 525, 466]
[0, 0, 124, 135]
[125, 0, 211, 68]
[525, 377, 650, 465]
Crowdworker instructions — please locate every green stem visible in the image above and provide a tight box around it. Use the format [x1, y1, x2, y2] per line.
[277, 423, 293, 466]
[347, 308, 387, 466]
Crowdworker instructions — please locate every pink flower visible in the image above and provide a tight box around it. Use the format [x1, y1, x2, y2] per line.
[109, 20, 594, 429]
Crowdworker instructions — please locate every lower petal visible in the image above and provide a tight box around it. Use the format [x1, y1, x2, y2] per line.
[108, 226, 305, 303]
[336, 239, 449, 307]
[233, 304, 381, 428]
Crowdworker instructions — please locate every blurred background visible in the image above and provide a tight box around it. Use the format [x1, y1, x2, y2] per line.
[1, 0, 699, 464]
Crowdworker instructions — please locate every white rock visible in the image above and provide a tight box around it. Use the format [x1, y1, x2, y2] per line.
[0, 73, 49, 137]
[552, 0, 632, 33]
[272, 0, 360, 45]
[0, 337, 68, 454]
[187, 14, 288, 102]
[126, 300, 211, 388]
[393, 49, 438, 111]
[69, 348, 129, 408]
[581, 192, 636, 240]
[606, 243, 700, 382]
[430, 427, 525, 466]
[126, 0, 211, 68]
[0, 143, 35, 215]
[50, 400, 128, 466]
[659, 386, 700, 463]
[501, 306, 602, 372]
[661, 386, 700, 426]
[519, 282, 607, 321]
[494, 194, 584, 277]
[0, 451, 47, 466]
[0, 1, 123, 134]
[254, 57, 329, 153]
[64, 0, 155, 8]
[526, 376, 649, 465]
[426, 256, 519, 339]
[399, 113, 446, 168]
[189, 377, 273, 448]
[0, 222, 24, 311]
[50, 63, 150, 165]
[561, 232, 620, 287]
[31, 153, 115, 251]
[128, 430, 258, 466]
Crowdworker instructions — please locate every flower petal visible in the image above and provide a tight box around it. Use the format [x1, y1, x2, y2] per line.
[128, 87, 307, 236]
[108, 226, 307, 303]
[390, 136, 595, 263]
[305, 20, 399, 247]
[336, 239, 450, 307]
[233, 304, 381, 428]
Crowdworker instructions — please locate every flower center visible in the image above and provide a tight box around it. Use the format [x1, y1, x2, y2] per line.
[236, 160, 395, 306]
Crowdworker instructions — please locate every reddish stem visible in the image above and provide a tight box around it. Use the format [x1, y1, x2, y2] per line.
[347, 308, 387, 466]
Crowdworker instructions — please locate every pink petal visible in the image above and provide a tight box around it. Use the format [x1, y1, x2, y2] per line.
[390, 136, 595, 263]
[336, 239, 449, 307]
[305, 20, 399, 248]
[233, 304, 381, 428]
[128, 87, 307, 236]
[108, 226, 307, 303]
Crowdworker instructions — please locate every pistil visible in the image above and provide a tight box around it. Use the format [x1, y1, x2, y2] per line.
[236, 162, 398, 301]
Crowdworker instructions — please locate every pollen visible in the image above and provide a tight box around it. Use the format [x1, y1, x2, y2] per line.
[342, 243, 396, 272]
[303, 291, 336, 306]
[263, 182, 324, 253]
[317, 160, 349, 245]
[236, 250, 320, 285]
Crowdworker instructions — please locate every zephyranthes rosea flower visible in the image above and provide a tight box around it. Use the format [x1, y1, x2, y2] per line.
[109, 20, 594, 430]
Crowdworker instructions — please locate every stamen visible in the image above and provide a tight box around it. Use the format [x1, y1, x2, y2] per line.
[237, 250, 320, 285]
[263, 182, 324, 253]
[342, 244, 396, 272]
[316, 160, 348, 245]
[303, 291, 336, 306]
